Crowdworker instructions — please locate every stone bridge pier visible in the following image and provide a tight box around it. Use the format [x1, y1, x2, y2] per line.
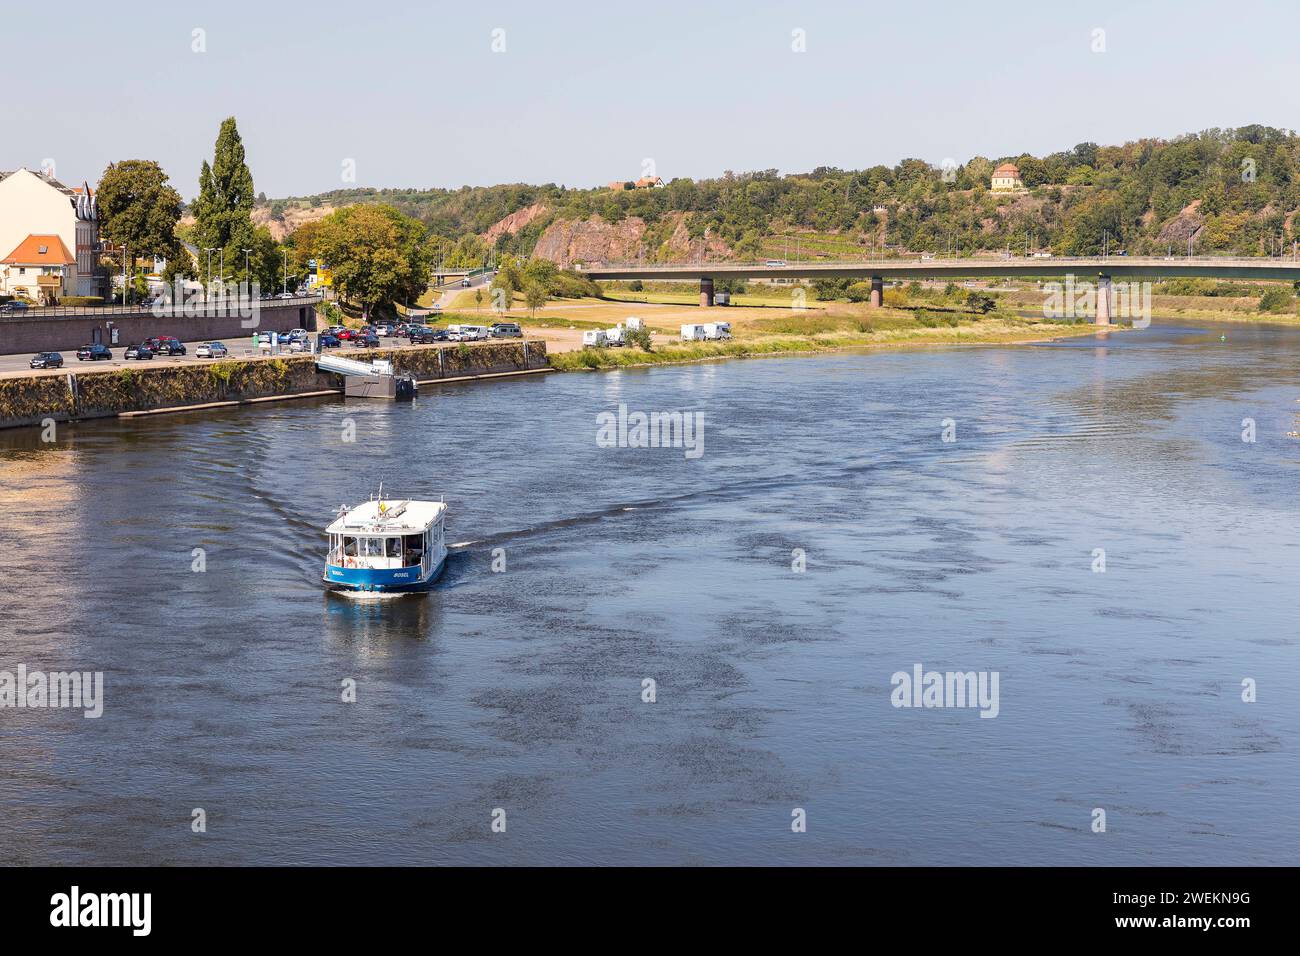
[700, 277, 714, 307]
[1096, 274, 1112, 325]
[870, 276, 883, 307]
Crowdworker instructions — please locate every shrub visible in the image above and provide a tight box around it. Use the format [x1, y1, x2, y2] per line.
[624, 324, 653, 350]
[1258, 287, 1293, 313]
[58, 296, 105, 307]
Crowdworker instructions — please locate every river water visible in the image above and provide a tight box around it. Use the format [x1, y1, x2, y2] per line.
[1, 318, 1296, 865]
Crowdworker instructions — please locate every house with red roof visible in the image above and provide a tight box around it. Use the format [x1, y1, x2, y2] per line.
[0, 234, 77, 302]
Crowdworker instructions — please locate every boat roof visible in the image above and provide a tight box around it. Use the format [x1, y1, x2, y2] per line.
[325, 499, 445, 535]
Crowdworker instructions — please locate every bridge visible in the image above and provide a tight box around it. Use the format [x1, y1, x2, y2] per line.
[581, 256, 1300, 323]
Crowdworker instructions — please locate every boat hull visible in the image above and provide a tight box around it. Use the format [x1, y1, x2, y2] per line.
[322, 555, 446, 593]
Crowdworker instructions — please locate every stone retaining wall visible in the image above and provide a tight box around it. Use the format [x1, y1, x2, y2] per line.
[0, 340, 548, 430]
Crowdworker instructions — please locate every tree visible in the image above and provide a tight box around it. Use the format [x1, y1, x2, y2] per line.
[523, 280, 547, 317]
[966, 290, 996, 314]
[96, 160, 184, 261]
[474, 288, 484, 311]
[311, 204, 433, 313]
[192, 117, 257, 282]
[624, 324, 653, 351]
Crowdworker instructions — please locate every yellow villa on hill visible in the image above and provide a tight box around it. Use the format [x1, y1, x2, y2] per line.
[991, 162, 1025, 192]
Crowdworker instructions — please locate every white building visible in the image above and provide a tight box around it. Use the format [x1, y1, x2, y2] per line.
[0, 168, 102, 298]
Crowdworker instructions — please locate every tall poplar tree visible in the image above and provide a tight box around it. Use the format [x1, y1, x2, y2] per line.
[192, 117, 257, 282]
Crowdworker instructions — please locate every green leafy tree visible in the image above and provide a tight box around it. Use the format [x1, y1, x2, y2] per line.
[523, 280, 547, 317]
[311, 204, 433, 314]
[192, 117, 257, 281]
[96, 160, 184, 261]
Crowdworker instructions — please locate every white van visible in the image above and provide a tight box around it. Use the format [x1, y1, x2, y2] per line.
[702, 322, 732, 341]
[680, 324, 706, 341]
[582, 329, 608, 348]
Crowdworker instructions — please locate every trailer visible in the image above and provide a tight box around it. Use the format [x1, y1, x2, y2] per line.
[582, 329, 608, 348]
[702, 322, 732, 341]
[680, 324, 706, 342]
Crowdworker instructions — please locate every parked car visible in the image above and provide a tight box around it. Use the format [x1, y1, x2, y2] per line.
[195, 342, 228, 358]
[460, 277, 471, 287]
[336, 328, 355, 341]
[408, 326, 446, 344]
[288, 338, 309, 353]
[353, 332, 380, 348]
[1, 301, 30, 314]
[374, 323, 394, 337]
[154, 337, 186, 355]
[76, 344, 113, 361]
[124, 343, 156, 360]
[276, 291, 296, 299]
[319, 333, 341, 348]
[460, 325, 490, 341]
[29, 351, 63, 369]
[490, 323, 523, 338]
[285, 328, 309, 341]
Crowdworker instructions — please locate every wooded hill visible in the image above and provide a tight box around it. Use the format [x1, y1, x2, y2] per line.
[261, 126, 1300, 266]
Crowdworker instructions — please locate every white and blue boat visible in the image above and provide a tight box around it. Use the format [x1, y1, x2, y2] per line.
[323, 495, 448, 594]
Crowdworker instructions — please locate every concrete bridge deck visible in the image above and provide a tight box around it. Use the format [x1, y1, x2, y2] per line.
[582, 256, 1300, 282]
[582, 256, 1300, 320]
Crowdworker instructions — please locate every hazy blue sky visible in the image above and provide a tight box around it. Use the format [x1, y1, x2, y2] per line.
[4, 0, 1297, 198]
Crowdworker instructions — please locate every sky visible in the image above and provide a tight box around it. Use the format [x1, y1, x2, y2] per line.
[4, 0, 1299, 199]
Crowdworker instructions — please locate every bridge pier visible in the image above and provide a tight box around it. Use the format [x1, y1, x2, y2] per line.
[870, 276, 883, 308]
[700, 277, 714, 307]
[1096, 275, 1111, 325]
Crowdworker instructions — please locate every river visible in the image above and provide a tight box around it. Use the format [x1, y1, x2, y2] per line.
[0, 318, 1296, 865]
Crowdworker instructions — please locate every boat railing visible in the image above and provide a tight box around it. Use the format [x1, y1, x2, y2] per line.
[326, 544, 424, 570]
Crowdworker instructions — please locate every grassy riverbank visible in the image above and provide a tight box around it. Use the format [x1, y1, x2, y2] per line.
[548, 312, 1110, 371]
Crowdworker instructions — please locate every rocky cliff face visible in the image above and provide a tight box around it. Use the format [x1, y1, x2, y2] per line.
[532, 212, 732, 267]
[483, 202, 549, 245]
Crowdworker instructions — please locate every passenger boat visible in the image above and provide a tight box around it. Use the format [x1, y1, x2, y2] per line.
[322, 495, 448, 594]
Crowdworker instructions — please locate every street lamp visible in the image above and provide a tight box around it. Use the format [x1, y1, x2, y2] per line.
[282, 249, 288, 295]
[242, 248, 252, 294]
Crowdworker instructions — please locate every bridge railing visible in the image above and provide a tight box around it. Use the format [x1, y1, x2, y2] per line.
[585, 255, 1300, 271]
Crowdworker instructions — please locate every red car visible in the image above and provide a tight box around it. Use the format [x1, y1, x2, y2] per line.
[336, 329, 355, 341]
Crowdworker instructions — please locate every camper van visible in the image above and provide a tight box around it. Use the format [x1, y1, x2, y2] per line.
[702, 322, 732, 341]
[582, 329, 608, 348]
[680, 324, 706, 342]
[605, 326, 625, 347]
[626, 316, 645, 332]
[714, 292, 730, 306]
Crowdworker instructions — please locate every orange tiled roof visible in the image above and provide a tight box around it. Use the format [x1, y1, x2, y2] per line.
[2, 234, 75, 265]
[993, 163, 1021, 176]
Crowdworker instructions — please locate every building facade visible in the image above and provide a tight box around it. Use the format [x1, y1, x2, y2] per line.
[991, 162, 1024, 192]
[0, 168, 103, 298]
[0, 234, 76, 302]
